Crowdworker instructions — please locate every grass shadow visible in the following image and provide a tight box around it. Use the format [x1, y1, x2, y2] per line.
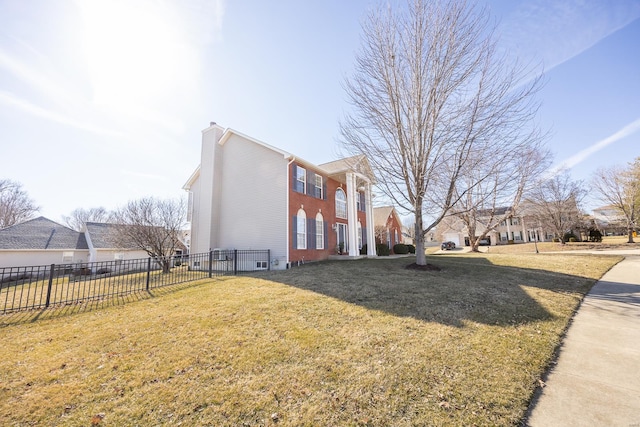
[251, 254, 612, 328]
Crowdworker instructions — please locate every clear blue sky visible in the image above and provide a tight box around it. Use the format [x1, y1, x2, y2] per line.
[1, 0, 639, 222]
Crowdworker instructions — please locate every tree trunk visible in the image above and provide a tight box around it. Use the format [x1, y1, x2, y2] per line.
[628, 227, 635, 244]
[161, 259, 172, 274]
[415, 213, 426, 265]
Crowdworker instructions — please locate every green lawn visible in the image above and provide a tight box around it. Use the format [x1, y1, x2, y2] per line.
[0, 253, 622, 426]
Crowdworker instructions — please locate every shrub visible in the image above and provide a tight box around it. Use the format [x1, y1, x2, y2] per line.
[376, 243, 390, 256]
[393, 244, 409, 254]
[588, 228, 603, 242]
[552, 238, 560, 243]
[406, 244, 416, 254]
[563, 232, 578, 242]
[360, 244, 367, 255]
[568, 237, 577, 243]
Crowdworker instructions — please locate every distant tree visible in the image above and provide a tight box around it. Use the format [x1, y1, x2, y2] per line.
[0, 179, 39, 229]
[452, 146, 549, 252]
[62, 207, 111, 231]
[339, 0, 544, 265]
[526, 171, 586, 244]
[592, 157, 640, 243]
[110, 197, 186, 273]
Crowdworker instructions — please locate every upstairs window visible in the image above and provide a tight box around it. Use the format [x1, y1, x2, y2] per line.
[294, 165, 306, 193]
[336, 188, 347, 219]
[315, 175, 323, 199]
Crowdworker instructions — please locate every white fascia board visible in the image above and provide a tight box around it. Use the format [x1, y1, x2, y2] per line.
[183, 166, 201, 190]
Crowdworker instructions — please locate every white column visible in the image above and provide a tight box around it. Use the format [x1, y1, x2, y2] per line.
[365, 181, 376, 256]
[346, 172, 359, 256]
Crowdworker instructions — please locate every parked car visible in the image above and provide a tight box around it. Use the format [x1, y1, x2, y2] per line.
[478, 239, 490, 246]
[441, 241, 456, 250]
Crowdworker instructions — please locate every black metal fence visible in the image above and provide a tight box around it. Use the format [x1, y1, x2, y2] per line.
[0, 249, 270, 314]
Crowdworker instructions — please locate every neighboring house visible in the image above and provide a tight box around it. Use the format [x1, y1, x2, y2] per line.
[183, 123, 377, 269]
[436, 206, 553, 246]
[592, 205, 627, 235]
[83, 222, 149, 263]
[0, 216, 89, 268]
[0, 217, 162, 269]
[373, 206, 404, 251]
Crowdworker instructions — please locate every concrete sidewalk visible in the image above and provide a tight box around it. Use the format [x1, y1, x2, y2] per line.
[526, 254, 640, 426]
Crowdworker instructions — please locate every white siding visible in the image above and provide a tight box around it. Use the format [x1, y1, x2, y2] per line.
[0, 250, 89, 269]
[217, 134, 288, 266]
[190, 125, 224, 254]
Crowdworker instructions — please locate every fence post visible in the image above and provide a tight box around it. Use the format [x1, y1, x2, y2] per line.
[45, 264, 55, 308]
[268, 249, 271, 271]
[208, 250, 213, 278]
[234, 249, 238, 275]
[146, 258, 151, 291]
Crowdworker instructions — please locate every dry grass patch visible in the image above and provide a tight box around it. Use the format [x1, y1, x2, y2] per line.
[485, 238, 640, 254]
[0, 253, 621, 426]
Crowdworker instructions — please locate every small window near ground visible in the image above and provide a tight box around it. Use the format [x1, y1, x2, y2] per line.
[62, 252, 73, 263]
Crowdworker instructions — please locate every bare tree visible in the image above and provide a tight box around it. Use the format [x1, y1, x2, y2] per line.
[111, 197, 186, 273]
[62, 207, 111, 231]
[452, 146, 549, 251]
[0, 179, 39, 229]
[526, 171, 586, 244]
[592, 157, 640, 243]
[340, 0, 544, 265]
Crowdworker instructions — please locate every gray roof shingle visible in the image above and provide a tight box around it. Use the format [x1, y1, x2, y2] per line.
[0, 217, 88, 250]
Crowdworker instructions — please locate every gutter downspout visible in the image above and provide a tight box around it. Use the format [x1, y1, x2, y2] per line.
[286, 156, 296, 268]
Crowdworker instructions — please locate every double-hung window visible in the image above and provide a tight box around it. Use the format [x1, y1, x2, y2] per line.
[295, 166, 306, 193]
[316, 213, 324, 250]
[315, 175, 323, 199]
[297, 210, 307, 249]
[336, 188, 347, 219]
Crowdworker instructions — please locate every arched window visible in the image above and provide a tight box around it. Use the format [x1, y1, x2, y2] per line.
[296, 209, 306, 249]
[316, 213, 324, 250]
[336, 188, 347, 219]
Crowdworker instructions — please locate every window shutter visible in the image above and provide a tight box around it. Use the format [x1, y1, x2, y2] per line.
[324, 221, 329, 250]
[292, 216, 297, 249]
[307, 172, 315, 196]
[292, 165, 298, 192]
[322, 181, 327, 200]
[307, 218, 315, 250]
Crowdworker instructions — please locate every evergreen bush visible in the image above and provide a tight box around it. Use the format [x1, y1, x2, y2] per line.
[376, 243, 390, 256]
[393, 244, 409, 254]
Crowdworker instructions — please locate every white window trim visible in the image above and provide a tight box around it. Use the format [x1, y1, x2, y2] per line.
[315, 175, 323, 199]
[336, 188, 347, 219]
[316, 213, 324, 250]
[296, 166, 306, 194]
[297, 209, 307, 249]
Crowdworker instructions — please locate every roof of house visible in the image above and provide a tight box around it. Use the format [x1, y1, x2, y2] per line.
[184, 125, 375, 190]
[84, 222, 123, 249]
[0, 216, 88, 250]
[373, 206, 401, 227]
